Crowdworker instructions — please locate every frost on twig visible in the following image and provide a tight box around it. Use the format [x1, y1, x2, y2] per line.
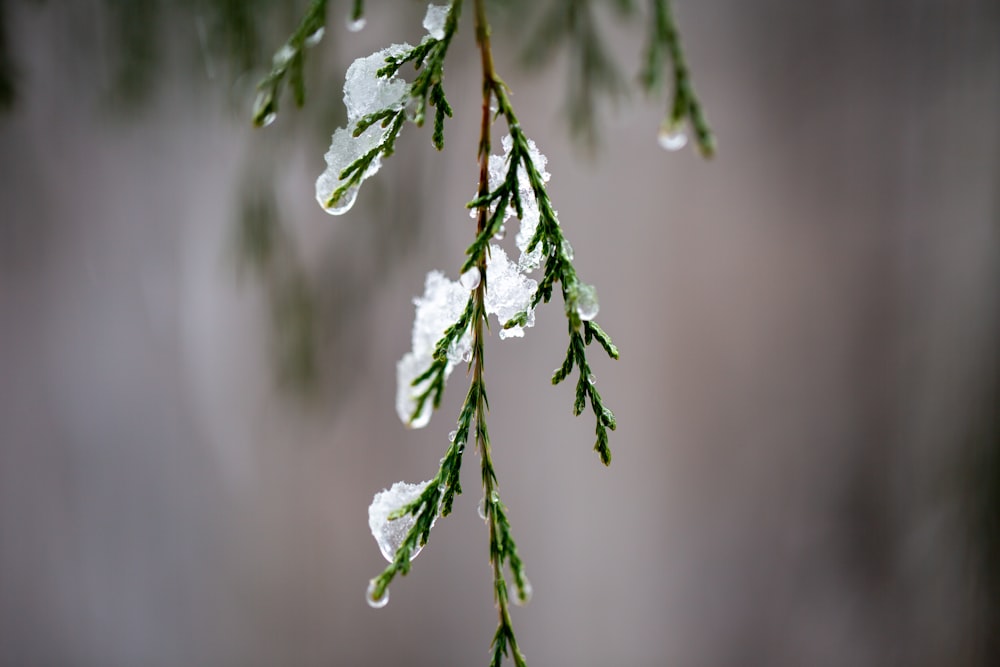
[368, 479, 437, 562]
[316, 3, 461, 215]
[395, 135, 554, 429]
[315, 44, 412, 215]
[396, 272, 473, 428]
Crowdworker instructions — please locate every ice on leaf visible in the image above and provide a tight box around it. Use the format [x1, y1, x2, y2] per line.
[315, 123, 391, 215]
[485, 245, 536, 339]
[395, 271, 472, 427]
[473, 134, 551, 273]
[422, 4, 450, 41]
[316, 45, 412, 215]
[343, 45, 411, 122]
[368, 480, 437, 562]
[571, 283, 600, 321]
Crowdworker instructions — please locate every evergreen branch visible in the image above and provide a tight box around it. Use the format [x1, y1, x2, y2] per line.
[474, 3, 529, 664]
[323, 109, 406, 209]
[640, 0, 715, 157]
[252, 0, 328, 127]
[367, 418, 467, 602]
[377, 0, 463, 149]
[460, 57, 619, 465]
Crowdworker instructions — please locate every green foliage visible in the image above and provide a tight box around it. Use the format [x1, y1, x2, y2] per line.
[252, 0, 327, 127]
[323, 0, 462, 210]
[641, 0, 715, 156]
[254, 1, 713, 664]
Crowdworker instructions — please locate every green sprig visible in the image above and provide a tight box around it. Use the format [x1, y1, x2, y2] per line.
[377, 0, 463, 150]
[252, 0, 328, 127]
[640, 0, 715, 157]
[459, 77, 620, 466]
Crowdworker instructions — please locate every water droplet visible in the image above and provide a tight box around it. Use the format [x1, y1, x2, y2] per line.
[514, 578, 532, 606]
[560, 239, 574, 260]
[346, 16, 367, 32]
[490, 490, 500, 504]
[367, 579, 389, 608]
[588, 374, 596, 385]
[457, 441, 465, 453]
[572, 283, 600, 321]
[272, 44, 295, 68]
[657, 122, 688, 152]
[493, 225, 506, 240]
[258, 111, 277, 127]
[252, 90, 276, 127]
[448, 430, 457, 442]
[477, 497, 487, 521]
[304, 27, 325, 47]
[459, 267, 481, 291]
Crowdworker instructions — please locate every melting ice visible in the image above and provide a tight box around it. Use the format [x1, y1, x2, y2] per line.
[422, 4, 450, 40]
[316, 45, 412, 215]
[368, 479, 437, 562]
[396, 271, 472, 427]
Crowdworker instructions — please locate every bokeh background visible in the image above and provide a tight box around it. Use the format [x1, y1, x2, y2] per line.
[1, 1, 998, 665]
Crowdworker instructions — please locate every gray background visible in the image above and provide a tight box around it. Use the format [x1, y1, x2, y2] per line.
[1, 1, 997, 665]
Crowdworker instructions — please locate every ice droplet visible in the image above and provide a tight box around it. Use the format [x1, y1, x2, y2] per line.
[514, 578, 533, 606]
[493, 224, 506, 241]
[477, 497, 487, 521]
[252, 90, 276, 127]
[272, 44, 295, 68]
[459, 267, 481, 291]
[367, 579, 389, 608]
[368, 480, 436, 562]
[346, 16, 367, 32]
[462, 349, 472, 363]
[257, 110, 277, 128]
[448, 430, 457, 442]
[658, 122, 688, 151]
[560, 239, 574, 260]
[588, 373, 596, 385]
[422, 4, 450, 40]
[304, 27, 325, 47]
[573, 283, 599, 321]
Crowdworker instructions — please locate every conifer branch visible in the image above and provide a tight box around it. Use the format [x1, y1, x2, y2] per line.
[641, 0, 715, 156]
[252, 0, 328, 127]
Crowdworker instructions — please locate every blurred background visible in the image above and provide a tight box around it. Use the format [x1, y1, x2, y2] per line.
[1, 0, 998, 665]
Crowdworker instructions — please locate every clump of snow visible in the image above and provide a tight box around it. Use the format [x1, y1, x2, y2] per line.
[472, 134, 551, 272]
[368, 480, 436, 562]
[314, 123, 391, 215]
[422, 4, 450, 40]
[394, 134, 560, 427]
[485, 245, 536, 339]
[396, 272, 472, 427]
[343, 45, 411, 122]
[316, 45, 413, 215]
